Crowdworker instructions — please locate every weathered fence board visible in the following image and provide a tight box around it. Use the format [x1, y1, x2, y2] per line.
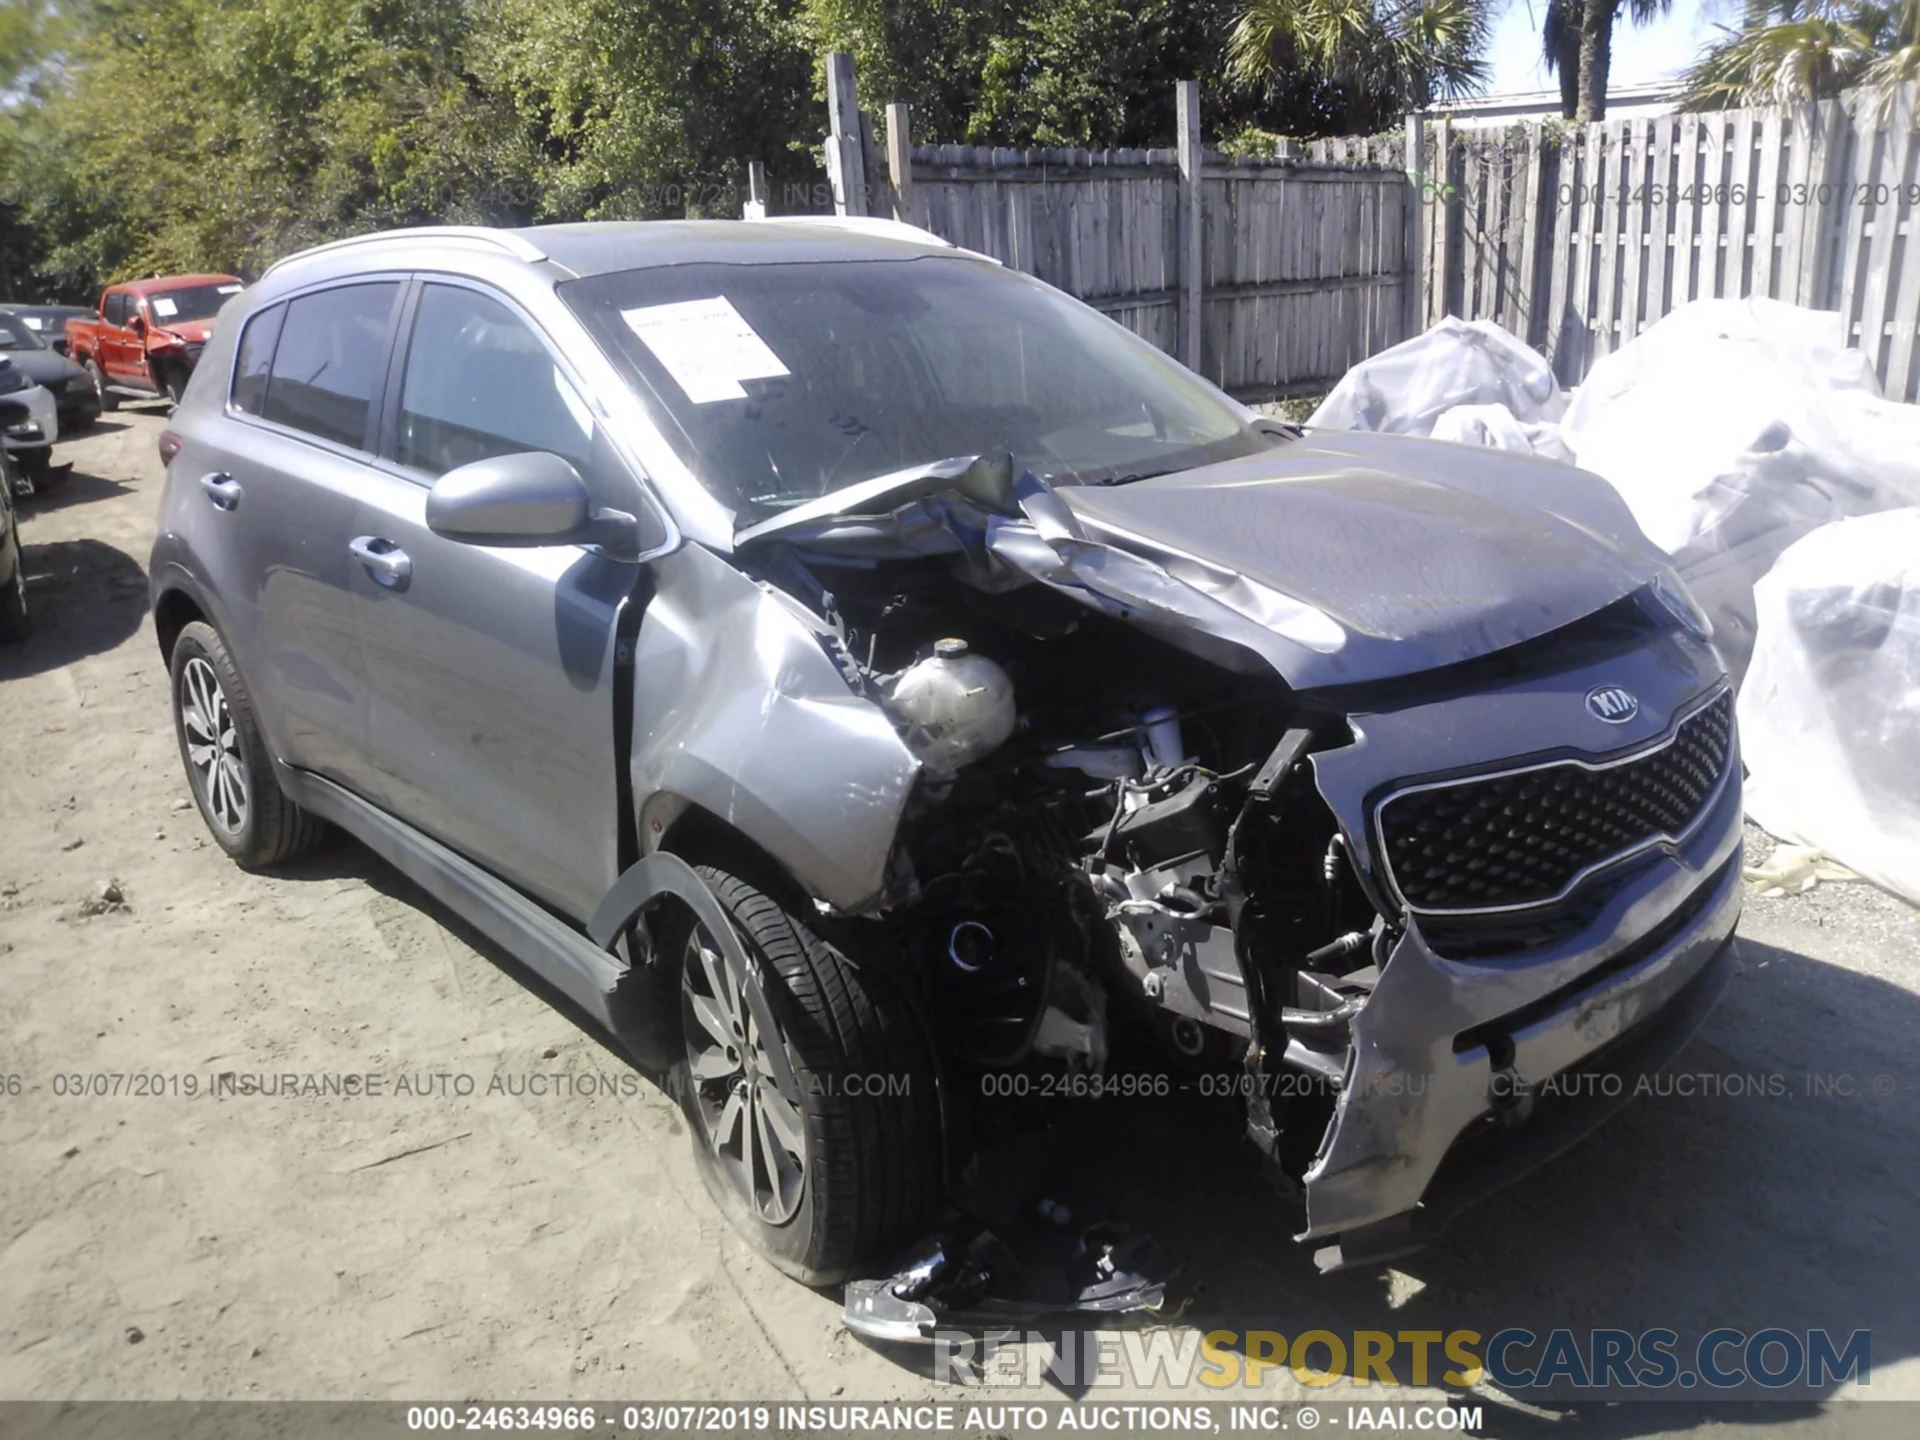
[899, 142, 1408, 400]
[815, 62, 1916, 402]
[1410, 85, 1920, 400]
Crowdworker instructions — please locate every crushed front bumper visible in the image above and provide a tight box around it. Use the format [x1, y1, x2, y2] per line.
[1297, 629, 1743, 1261]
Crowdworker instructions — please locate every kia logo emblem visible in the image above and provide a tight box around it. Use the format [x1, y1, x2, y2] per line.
[1585, 685, 1640, 724]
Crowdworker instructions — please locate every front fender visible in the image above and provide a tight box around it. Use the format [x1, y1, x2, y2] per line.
[629, 543, 920, 914]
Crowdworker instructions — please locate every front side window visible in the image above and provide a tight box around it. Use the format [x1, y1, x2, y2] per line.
[395, 284, 595, 479]
[261, 282, 399, 449]
[559, 257, 1266, 524]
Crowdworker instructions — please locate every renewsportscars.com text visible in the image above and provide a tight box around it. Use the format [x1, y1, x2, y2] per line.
[932, 1327, 1870, 1390]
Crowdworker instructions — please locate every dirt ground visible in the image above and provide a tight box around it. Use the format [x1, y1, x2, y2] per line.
[4, 411, 1919, 1431]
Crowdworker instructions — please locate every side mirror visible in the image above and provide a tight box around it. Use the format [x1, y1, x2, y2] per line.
[128, 313, 146, 337]
[426, 451, 645, 552]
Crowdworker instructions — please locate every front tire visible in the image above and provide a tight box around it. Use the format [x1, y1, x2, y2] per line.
[666, 865, 941, 1284]
[83, 358, 118, 412]
[169, 620, 325, 867]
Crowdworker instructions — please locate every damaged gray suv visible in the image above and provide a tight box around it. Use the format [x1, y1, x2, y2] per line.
[152, 219, 1741, 1282]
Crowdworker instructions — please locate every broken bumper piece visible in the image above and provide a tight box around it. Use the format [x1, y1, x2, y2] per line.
[843, 1220, 1168, 1344]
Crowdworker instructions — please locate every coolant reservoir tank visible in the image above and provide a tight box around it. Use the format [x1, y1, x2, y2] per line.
[889, 638, 1016, 778]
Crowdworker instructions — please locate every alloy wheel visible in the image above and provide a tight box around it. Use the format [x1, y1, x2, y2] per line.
[180, 655, 248, 834]
[681, 925, 808, 1224]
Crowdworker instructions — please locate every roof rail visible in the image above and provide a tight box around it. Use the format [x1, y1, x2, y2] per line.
[261, 226, 547, 279]
[752, 215, 953, 249]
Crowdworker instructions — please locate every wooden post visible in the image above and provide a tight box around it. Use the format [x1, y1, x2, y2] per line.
[825, 52, 868, 217]
[1403, 111, 1424, 337]
[886, 102, 914, 223]
[743, 160, 767, 220]
[1176, 79, 1203, 371]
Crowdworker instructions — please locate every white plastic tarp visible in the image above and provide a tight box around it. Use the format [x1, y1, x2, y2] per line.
[1308, 299, 1920, 684]
[1307, 316, 1566, 437]
[1739, 511, 1920, 904]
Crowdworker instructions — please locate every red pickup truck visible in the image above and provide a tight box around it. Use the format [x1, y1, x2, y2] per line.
[65, 274, 245, 408]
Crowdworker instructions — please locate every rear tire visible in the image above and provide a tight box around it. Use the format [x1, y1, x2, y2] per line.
[84, 358, 117, 412]
[665, 864, 942, 1284]
[169, 620, 326, 867]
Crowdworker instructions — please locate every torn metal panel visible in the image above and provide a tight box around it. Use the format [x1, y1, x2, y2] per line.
[627, 540, 920, 912]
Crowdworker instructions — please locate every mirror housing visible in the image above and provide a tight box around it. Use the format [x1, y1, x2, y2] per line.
[426, 452, 600, 546]
[128, 313, 146, 337]
[426, 450, 677, 560]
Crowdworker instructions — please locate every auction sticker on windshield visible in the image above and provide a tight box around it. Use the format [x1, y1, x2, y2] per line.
[620, 295, 789, 403]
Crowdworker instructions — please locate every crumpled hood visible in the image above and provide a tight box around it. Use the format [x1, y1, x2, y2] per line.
[1053, 429, 1671, 688]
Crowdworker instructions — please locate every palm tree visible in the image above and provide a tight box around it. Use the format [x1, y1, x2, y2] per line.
[1228, 0, 1494, 135]
[1542, 0, 1675, 121]
[1681, 0, 1919, 109]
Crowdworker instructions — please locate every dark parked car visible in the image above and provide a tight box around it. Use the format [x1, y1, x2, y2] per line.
[151, 221, 1741, 1283]
[4, 304, 92, 356]
[0, 398, 31, 641]
[0, 307, 103, 434]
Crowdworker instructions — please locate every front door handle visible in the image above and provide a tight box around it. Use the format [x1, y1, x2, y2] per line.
[349, 535, 412, 588]
[199, 472, 242, 510]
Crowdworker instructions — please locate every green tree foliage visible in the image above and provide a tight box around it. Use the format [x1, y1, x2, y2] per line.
[1682, 0, 1918, 109]
[1225, 0, 1492, 135]
[0, 0, 1505, 301]
[7, 0, 543, 296]
[481, 0, 817, 217]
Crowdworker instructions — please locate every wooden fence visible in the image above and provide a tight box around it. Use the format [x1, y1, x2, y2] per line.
[814, 59, 1920, 403]
[1413, 84, 1920, 401]
[898, 144, 1410, 402]
[823, 66, 1414, 403]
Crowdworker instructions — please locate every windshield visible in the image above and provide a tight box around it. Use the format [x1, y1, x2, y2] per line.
[148, 282, 244, 324]
[0, 315, 48, 351]
[559, 257, 1267, 524]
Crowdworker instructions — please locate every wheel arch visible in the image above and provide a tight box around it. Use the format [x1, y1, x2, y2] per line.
[153, 584, 207, 664]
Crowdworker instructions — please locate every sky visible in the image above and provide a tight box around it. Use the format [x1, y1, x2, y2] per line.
[1486, 0, 1742, 93]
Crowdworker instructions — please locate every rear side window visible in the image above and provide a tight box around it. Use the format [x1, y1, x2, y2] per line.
[230, 304, 285, 416]
[103, 293, 127, 326]
[261, 282, 399, 450]
[395, 284, 594, 478]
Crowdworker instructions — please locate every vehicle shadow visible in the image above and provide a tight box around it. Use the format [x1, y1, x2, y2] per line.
[263, 818, 1920, 1433]
[17, 469, 134, 514]
[936, 932, 1919, 1426]
[0, 536, 149, 680]
[280, 841, 646, 1074]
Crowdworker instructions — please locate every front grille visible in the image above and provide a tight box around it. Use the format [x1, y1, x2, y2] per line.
[1378, 690, 1733, 913]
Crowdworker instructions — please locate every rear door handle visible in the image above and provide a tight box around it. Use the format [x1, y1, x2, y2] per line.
[349, 535, 412, 587]
[199, 472, 242, 510]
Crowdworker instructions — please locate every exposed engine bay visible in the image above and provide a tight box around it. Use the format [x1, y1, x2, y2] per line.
[743, 489, 1392, 1196]
[713, 446, 1743, 1264]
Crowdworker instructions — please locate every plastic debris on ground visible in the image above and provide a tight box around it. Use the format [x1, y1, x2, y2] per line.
[1742, 843, 1861, 898]
[842, 1205, 1169, 1344]
[1738, 511, 1920, 906]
